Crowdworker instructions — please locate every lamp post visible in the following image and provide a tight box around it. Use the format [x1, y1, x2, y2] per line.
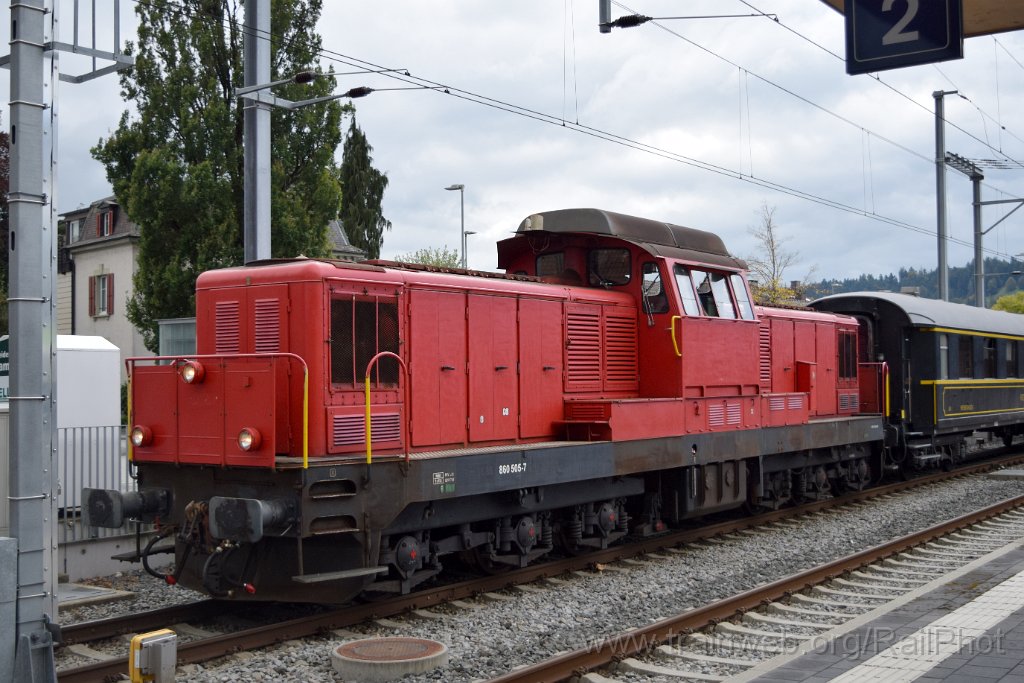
[445, 184, 467, 268]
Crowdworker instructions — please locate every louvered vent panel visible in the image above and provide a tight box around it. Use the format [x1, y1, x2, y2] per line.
[566, 309, 602, 391]
[788, 395, 804, 410]
[215, 301, 240, 353]
[603, 311, 639, 390]
[709, 404, 725, 427]
[726, 402, 742, 425]
[839, 392, 859, 412]
[253, 299, 280, 353]
[758, 324, 772, 389]
[769, 396, 786, 411]
[565, 403, 609, 421]
[332, 413, 401, 447]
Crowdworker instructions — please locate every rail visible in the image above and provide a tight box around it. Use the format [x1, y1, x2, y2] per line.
[488, 491, 1024, 683]
[55, 454, 1024, 682]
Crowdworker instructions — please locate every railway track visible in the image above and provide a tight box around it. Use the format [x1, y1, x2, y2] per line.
[55, 454, 1024, 682]
[488, 494, 1024, 683]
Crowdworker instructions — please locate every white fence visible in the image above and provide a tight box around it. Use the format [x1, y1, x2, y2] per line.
[57, 425, 137, 544]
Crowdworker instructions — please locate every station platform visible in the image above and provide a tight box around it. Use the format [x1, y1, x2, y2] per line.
[736, 539, 1024, 683]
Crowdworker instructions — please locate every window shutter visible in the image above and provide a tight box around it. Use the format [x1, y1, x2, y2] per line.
[107, 274, 114, 314]
[88, 276, 96, 316]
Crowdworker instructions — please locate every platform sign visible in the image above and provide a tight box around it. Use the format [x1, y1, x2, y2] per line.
[845, 0, 963, 75]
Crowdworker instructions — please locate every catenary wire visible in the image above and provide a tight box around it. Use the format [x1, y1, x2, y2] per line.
[126, 0, 1017, 259]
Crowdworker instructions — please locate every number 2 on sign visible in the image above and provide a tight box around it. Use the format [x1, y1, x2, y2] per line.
[882, 0, 920, 46]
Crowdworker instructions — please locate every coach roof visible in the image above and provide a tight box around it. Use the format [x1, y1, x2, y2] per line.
[812, 291, 1024, 338]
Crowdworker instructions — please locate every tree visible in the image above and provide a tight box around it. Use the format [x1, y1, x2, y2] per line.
[747, 203, 803, 305]
[92, 0, 347, 351]
[395, 245, 459, 267]
[994, 292, 1024, 314]
[339, 116, 391, 260]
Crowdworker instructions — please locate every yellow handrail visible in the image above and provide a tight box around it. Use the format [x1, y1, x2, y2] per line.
[363, 351, 409, 465]
[670, 315, 682, 358]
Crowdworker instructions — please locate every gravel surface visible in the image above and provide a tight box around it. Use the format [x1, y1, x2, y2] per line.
[55, 474, 1024, 682]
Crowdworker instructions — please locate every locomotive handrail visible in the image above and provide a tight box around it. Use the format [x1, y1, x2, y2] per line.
[670, 315, 683, 358]
[363, 351, 410, 465]
[125, 353, 310, 467]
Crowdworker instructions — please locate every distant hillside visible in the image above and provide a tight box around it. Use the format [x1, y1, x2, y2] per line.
[804, 258, 1022, 307]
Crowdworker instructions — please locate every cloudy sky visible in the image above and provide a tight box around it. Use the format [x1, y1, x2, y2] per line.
[16, 0, 1024, 283]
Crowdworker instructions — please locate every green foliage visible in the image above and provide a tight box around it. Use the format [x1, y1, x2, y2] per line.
[395, 245, 460, 267]
[339, 116, 391, 260]
[92, 0, 347, 351]
[750, 281, 796, 306]
[805, 257, 1024, 307]
[994, 292, 1024, 314]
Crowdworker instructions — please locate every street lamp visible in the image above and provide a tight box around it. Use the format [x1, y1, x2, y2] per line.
[445, 184, 468, 268]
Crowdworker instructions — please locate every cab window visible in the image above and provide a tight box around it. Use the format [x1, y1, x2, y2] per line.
[641, 263, 669, 314]
[536, 252, 564, 278]
[691, 269, 737, 318]
[588, 248, 630, 286]
[673, 266, 701, 316]
[730, 274, 755, 320]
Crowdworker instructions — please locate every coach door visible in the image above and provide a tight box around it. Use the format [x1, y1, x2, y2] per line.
[468, 295, 519, 442]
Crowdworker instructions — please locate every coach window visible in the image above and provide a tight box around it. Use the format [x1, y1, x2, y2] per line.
[958, 336, 974, 379]
[588, 248, 631, 287]
[730, 274, 756, 320]
[330, 295, 400, 387]
[1009, 342, 1019, 377]
[938, 334, 949, 380]
[673, 265, 701, 316]
[536, 252, 564, 278]
[983, 338, 997, 378]
[641, 263, 669, 315]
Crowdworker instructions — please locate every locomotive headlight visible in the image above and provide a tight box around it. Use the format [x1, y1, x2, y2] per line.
[237, 427, 262, 452]
[179, 360, 206, 384]
[130, 425, 153, 447]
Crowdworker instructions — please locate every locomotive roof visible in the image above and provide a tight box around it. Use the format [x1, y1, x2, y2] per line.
[497, 208, 748, 270]
[811, 291, 1024, 337]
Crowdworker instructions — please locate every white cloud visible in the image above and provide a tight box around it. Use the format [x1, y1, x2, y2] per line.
[3, 0, 1024, 283]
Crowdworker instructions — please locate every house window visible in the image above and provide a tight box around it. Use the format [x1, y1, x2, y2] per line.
[89, 273, 114, 317]
[96, 210, 113, 237]
[69, 219, 82, 243]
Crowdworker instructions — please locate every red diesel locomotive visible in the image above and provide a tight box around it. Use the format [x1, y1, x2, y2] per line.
[85, 208, 884, 602]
